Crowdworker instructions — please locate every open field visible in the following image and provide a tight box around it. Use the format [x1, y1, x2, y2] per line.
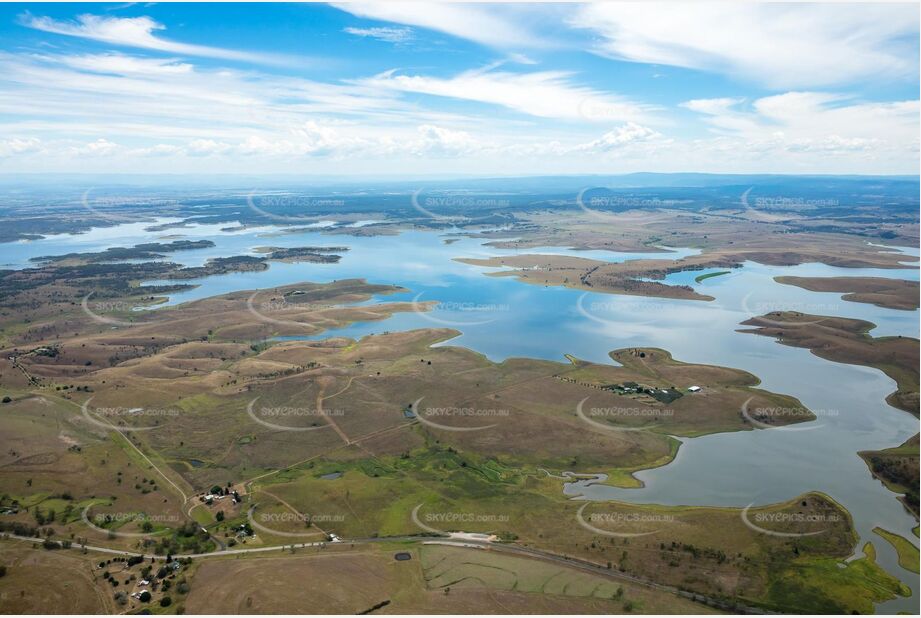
[775, 276, 920, 311]
[0, 197, 917, 613]
[457, 212, 915, 301]
[457, 253, 715, 301]
[474, 208, 918, 264]
[0, 536, 198, 614]
[180, 543, 711, 614]
[0, 264, 899, 614]
[0, 542, 110, 614]
[253, 437, 906, 613]
[416, 543, 718, 614]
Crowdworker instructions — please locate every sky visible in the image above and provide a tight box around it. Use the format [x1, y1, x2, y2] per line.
[0, 2, 918, 176]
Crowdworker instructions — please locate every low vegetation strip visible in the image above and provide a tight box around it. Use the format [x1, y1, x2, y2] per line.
[873, 527, 920, 574]
[694, 271, 731, 283]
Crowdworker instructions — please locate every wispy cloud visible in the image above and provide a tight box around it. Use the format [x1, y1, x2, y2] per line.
[681, 91, 919, 157]
[20, 13, 296, 66]
[1, 5, 918, 175]
[359, 66, 657, 123]
[333, 2, 545, 48]
[344, 26, 413, 44]
[571, 2, 919, 88]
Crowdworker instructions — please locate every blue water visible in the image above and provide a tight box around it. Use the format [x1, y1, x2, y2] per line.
[2, 222, 918, 611]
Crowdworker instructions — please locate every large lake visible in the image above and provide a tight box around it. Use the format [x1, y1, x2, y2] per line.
[4, 219, 918, 611]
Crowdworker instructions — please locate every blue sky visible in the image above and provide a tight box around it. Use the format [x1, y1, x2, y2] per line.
[0, 2, 918, 175]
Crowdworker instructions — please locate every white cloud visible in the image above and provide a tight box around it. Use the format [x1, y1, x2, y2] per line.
[333, 2, 541, 48]
[67, 138, 120, 156]
[571, 2, 919, 88]
[413, 124, 483, 157]
[507, 53, 538, 66]
[577, 122, 663, 152]
[186, 139, 232, 156]
[681, 91, 919, 159]
[130, 143, 182, 157]
[20, 13, 293, 66]
[0, 29, 916, 175]
[360, 67, 656, 122]
[56, 53, 194, 76]
[0, 137, 43, 157]
[680, 97, 744, 116]
[343, 26, 413, 44]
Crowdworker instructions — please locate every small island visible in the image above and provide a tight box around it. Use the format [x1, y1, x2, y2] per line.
[775, 276, 919, 311]
[252, 245, 349, 263]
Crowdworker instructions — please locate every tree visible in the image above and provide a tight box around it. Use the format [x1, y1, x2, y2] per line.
[215, 511, 224, 522]
[160, 596, 172, 607]
[139, 591, 151, 603]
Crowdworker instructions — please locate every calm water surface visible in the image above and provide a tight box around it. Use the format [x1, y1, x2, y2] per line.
[3, 222, 918, 610]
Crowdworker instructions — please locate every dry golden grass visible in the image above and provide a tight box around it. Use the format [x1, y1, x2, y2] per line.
[740, 311, 919, 415]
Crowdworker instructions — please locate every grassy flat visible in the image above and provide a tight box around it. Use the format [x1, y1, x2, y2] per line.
[873, 527, 920, 574]
[695, 270, 731, 283]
